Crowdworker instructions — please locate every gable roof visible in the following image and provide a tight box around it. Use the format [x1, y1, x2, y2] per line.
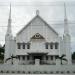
[17, 15, 58, 36]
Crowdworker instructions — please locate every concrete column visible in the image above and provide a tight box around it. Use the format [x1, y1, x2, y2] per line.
[43, 55, 46, 60]
[53, 56, 56, 64]
[30, 55, 32, 60]
[53, 56, 54, 63]
[43, 55, 46, 64]
[20, 56, 22, 61]
[20, 56, 23, 64]
[19, 56, 21, 62]
[29, 55, 32, 64]
[25, 55, 27, 64]
[48, 56, 51, 64]
[51, 56, 53, 64]
[53, 43, 55, 49]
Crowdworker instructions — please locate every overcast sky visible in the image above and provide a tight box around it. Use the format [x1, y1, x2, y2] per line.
[0, 0, 75, 52]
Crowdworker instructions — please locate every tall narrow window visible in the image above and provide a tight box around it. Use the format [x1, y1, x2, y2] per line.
[27, 43, 30, 49]
[17, 43, 21, 49]
[55, 56, 59, 59]
[51, 56, 53, 60]
[46, 56, 48, 60]
[23, 56, 25, 60]
[27, 56, 29, 60]
[18, 56, 20, 60]
[55, 42, 59, 49]
[50, 43, 53, 49]
[45, 43, 48, 49]
[23, 43, 25, 49]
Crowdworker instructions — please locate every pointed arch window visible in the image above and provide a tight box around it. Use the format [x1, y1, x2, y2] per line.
[22, 43, 25, 49]
[45, 43, 48, 49]
[17, 43, 21, 49]
[50, 42, 54, 49]
[55, 42, 59, 49]
[27, 43, 30, 49]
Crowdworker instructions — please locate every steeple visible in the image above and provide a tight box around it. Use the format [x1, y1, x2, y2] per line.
[63, 3, 71, 65]
[6, 4, 12, 36]
[64, 3, 69, 35]
[4, 4, 13, 63]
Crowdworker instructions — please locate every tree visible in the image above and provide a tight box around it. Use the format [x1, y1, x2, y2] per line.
[5, 55, 18, 64]
[56, 54, 68, 65]
[0, 47, 4, 61]
[72, 52, 75, 60]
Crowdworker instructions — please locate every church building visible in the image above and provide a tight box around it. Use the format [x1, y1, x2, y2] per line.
[4, 4, 72, 65]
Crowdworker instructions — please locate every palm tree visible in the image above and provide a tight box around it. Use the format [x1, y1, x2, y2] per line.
[5, 54, 18, 64]
[56, 54, 68, 65]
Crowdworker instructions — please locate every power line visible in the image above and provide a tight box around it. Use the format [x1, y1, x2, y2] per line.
[0, 2, 75, 6]
[0, 23, 75, 27]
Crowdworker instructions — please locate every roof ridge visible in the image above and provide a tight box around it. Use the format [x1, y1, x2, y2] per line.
[17, 15, 58, 36]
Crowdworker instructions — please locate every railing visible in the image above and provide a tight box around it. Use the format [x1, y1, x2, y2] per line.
[40, 60, 56, 65]
[18, 60, 56, 65]
[18, 60, 35, 65]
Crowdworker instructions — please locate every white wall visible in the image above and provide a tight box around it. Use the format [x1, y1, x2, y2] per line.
[16, 16, 60, 56]
[0, 64, 75, 74]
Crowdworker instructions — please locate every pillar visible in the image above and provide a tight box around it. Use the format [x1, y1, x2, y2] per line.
[43, 55, 46, 60]
[20, 56, 23, 64]
[25, 55, 27, 64]
[30, 55, 32, 64]
[48, 55, 51, 64]
[53, 56, 56, 64]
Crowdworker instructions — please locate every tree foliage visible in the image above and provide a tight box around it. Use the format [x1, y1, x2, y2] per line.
[0, 46, 4, 60]
[56, 54, 68, 65]
[5, 55, 18, 64]
[72, 52, 75, 60]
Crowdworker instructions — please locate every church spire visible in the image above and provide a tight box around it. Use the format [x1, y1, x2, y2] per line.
[6, 4, 12, 36]
[63, 3, 71, 65]
[64, 3, 69, 35]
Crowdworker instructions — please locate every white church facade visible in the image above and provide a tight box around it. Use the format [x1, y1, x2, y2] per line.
[4, 4, 72, 66]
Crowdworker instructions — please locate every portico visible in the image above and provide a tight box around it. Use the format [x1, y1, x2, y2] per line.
[17, 53, 58, 65]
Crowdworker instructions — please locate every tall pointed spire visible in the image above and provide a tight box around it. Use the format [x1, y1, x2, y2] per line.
[64, 3, 69, 35]
[63, 3, 71, 65]
[6, 3, 12, 36]
[9, 3, 11, 20]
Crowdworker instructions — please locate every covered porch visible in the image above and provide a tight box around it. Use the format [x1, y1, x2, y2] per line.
[17, 53, 58, 65]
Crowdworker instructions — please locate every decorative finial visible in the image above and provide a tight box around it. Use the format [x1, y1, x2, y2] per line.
[36, 10, 39, 15]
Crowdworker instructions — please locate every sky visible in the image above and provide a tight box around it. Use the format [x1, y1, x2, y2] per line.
[0, 0, 75, 52]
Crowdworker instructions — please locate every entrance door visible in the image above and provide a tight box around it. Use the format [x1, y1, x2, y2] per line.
[33, 55, 42, 64]
[33, 56, 42, 60]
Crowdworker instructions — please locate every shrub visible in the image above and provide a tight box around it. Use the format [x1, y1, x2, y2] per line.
[56, 71, 59, 74]
[6, 71, 9, 73]
[67, 71, 70, 74]
[0, 70, 3, 73]
[50, 71, 53, 74]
